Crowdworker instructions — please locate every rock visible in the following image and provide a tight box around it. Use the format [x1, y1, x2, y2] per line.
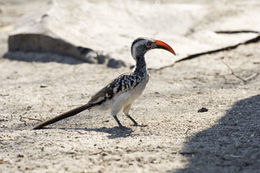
[107, 58, 126, 69]
[3, 0, 260, 69]
[77, 46, 98, 63]
[4, 1, 126, 67]
[17, 154, 24, 158]
[96, 54, 107, 64]
[198, 107, 208, 113]
[6, 33, 125, 67]
[8, 34, 95, 63]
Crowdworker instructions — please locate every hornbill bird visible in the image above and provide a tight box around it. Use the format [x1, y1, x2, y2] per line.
[33, 38, 176, 129]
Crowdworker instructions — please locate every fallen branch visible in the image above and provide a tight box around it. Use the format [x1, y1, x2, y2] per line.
[151, 33, 260, 72]
[215, 30, 259, 34]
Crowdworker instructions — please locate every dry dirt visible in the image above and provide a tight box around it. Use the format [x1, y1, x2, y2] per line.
[0, 0, 260, 173]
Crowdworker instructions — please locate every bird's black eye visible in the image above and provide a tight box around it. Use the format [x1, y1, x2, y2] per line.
[146, 41, 153, 48]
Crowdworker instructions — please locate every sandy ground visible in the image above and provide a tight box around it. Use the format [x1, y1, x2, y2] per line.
[1, 0, 260, 173]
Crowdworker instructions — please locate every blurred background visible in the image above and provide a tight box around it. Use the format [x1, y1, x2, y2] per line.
[0, 1, 259, 172]
[1, 0, 259, 68]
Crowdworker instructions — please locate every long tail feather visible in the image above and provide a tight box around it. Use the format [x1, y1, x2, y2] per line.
[33, 103, 93, 129]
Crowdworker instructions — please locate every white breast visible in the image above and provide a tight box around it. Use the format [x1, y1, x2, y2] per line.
[112, 76, 148, 115]
[97, 74, 149, 115]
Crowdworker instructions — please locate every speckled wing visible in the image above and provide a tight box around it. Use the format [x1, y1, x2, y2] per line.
[88, 74, 142, 106]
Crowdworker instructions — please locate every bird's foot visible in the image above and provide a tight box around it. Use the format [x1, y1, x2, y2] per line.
[132, 122, 138, 126]
[116, 125, 132, 132]
[119, 125, 128, 129]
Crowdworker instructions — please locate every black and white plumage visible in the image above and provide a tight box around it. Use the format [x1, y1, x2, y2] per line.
[33, 38, 176, 129]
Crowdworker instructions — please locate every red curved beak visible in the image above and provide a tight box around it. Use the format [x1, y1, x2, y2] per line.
[155, 40, 176, 56]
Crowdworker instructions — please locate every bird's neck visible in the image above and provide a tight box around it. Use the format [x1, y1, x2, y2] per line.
[133, 55, 147, 77]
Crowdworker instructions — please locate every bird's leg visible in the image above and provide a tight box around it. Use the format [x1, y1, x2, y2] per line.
[112, 115, 123, 128]
[123, 104, 138, 126]
[127, 115, 138, 126]
[111, 103, 125, 128]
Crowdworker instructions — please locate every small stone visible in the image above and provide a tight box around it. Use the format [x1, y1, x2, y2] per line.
[198, 107, 208, 113]
[101, 152, 107, 156]
[107, 58, 126, 68]
[26, 106, 32, 110]
[40, 85, 47, 88]
[96, 54, 107, 64]
[148, 157, 156, 163]
[17, 154, 24, 158]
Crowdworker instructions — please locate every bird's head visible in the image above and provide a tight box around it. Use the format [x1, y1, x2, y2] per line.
[131, 37, 176, 60]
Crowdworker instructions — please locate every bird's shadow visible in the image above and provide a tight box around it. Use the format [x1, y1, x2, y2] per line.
[59, 126, 133, 139]
[16, 121, 133, 139]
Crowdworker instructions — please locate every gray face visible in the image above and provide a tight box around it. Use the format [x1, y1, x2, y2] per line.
[131, 38, 155, 59]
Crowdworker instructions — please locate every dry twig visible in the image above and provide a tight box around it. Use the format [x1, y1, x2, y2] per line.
[220, 58, 247, 83]
[220, 58, 259, 84]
